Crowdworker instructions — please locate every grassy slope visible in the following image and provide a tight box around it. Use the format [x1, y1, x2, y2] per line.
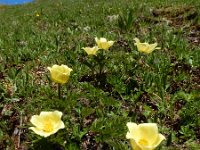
[0, 0, 200, 149]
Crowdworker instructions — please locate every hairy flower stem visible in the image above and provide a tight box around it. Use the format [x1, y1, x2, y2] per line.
[99, 62, 105, 75]
[97, 51, 106, 75]
[58, 83, 61, 99]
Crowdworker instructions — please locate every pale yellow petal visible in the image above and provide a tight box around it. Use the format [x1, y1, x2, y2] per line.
[54, 65, 65, 73]
[147, 43, 158, 53]
[82, 47, 90, 55]
[130, 139, 142, 150]
[30, 115, 44, 129]
[137, 145, 154, 150]
[40, 111, 62, 120]
[52, 110, 63, 118]
[56, 121, 65, 129]
[95, 37, 98, 43]
[102, 42, 110, 50]
[94, 37, 98, 42]
[137, 43, 149, 52]
[40, 111, 53, 116]
[29, 127, 53, 137]
[59, 74, 69, 83]
[108, 41, 114, 46]
[61, 65, 72, 75]
[99, 38, 107, 42]
[138, 146, 154, 150]
[126, 122, 140, 140]
[126, 132, 133, 139]
[47, 67, 52, 71]
[134, 38, 140, 45]
[137, 134, 165, 150]
[49, 67, 62, 82]
[137, 123, 158, 145]
[82, 46, 99, 55]
[95, 37, 100, 46]
[152, 133, 165, 148]
[155, 47, 161, 50]
[51, 65, 60, 70]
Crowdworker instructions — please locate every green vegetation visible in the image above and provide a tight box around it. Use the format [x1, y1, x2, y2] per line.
[0, 0, 200, 149]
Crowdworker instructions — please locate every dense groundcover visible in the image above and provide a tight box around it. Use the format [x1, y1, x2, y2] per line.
[0, 0, 200, 149]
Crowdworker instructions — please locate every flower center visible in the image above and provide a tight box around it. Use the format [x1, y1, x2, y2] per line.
[43, 122, 53, 132]
[138, 139, 149, 146]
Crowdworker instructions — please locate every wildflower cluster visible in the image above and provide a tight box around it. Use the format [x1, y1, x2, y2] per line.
[82, 37, 114, 56]
[28, 36, 164, 150]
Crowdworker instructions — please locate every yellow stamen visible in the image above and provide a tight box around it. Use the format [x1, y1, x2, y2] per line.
[138, 139, 148, 146]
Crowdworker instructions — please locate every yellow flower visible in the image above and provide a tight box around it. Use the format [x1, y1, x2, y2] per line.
[95, 37, 114, 50]
[82, 46, 99, 55]
[126, 122, 165, 150]
[134, 38, 160, 54]
[36, 13, 40, 17]
[29, 111, 65, 137]
[47, 64, 72, 84]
